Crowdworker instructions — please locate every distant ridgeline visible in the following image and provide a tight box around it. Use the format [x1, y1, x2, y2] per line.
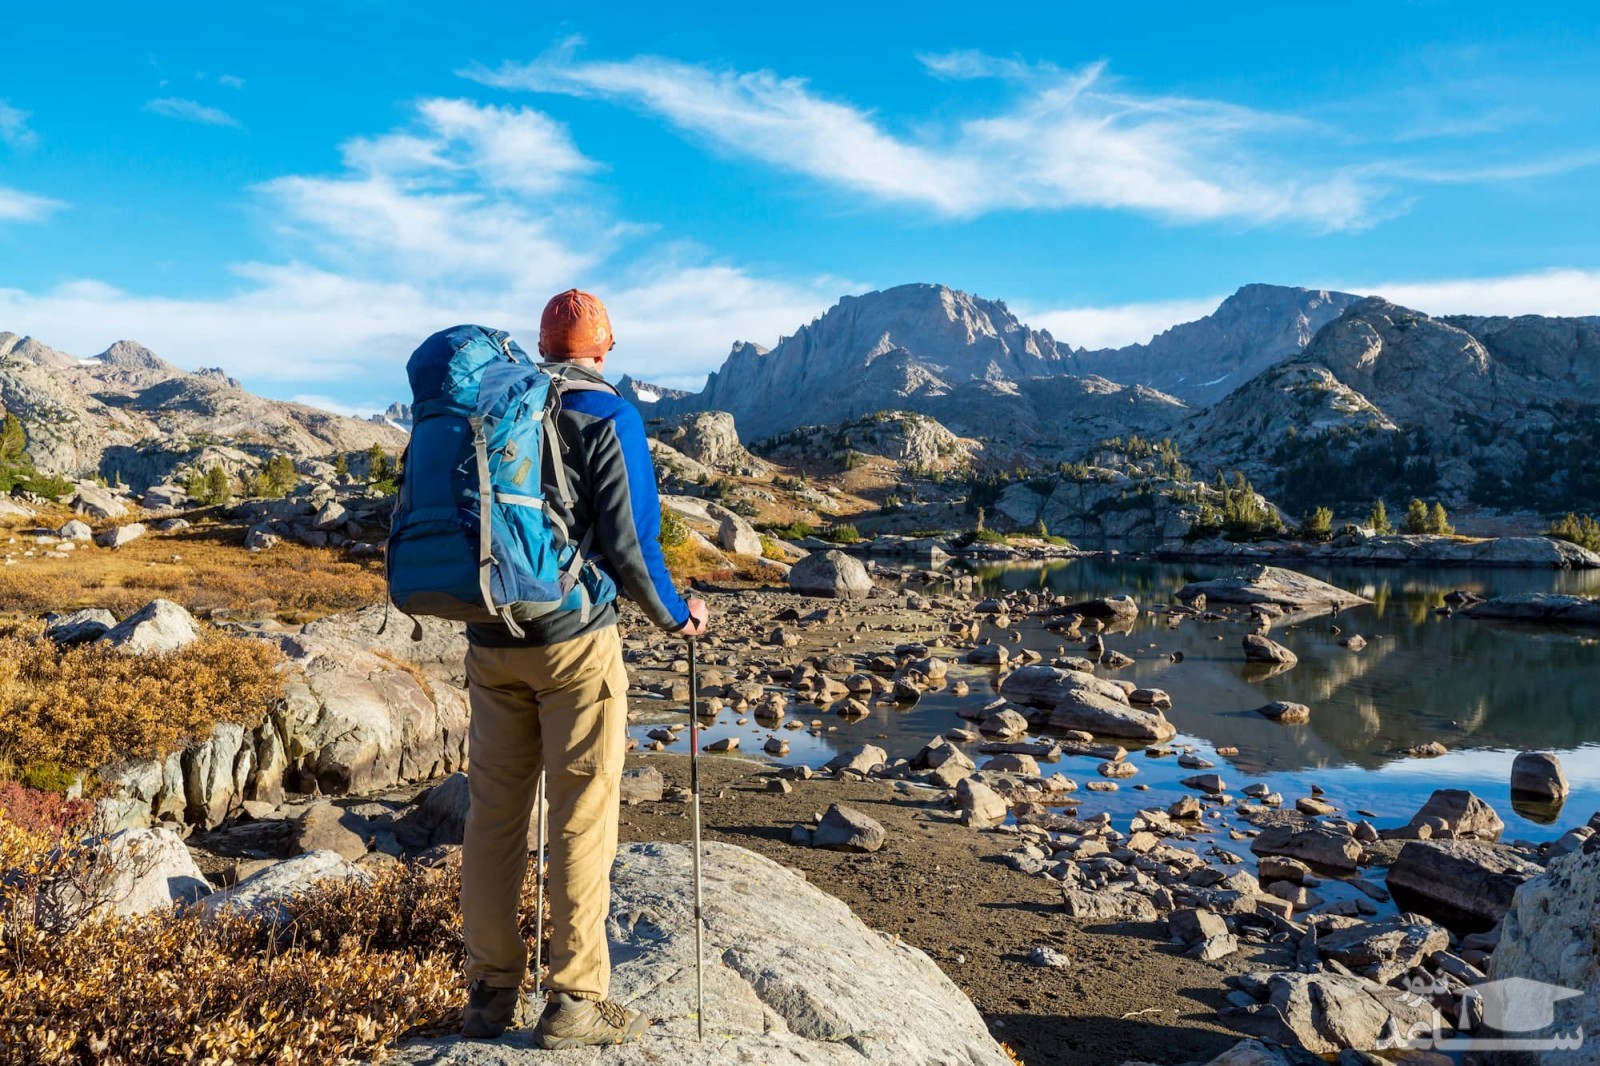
[0, 332, 405, 494]
[630, 283, 1600, 517]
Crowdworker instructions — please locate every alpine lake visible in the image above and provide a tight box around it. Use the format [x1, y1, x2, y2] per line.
[631, 558, 1600, 845]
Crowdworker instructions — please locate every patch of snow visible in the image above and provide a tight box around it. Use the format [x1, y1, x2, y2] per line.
[634, 388, 660, 403]
[1196, 373, 1230, 387]
[77, 357, 102, 365]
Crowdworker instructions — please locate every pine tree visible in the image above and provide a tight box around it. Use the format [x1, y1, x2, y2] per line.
[1369, 500, 1392, 534]
[333, 453, 350, 478]
[1299, 506, 1334, 542]
[366, 442, 390, 484]
[1405, 498, 1430, 534]
[204, 464, 232, 506]
[1426, 501, 1453, 535]
[0, 413, 26, 467]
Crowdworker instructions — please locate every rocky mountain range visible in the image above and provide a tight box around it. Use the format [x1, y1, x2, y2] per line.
[1074, 284, 1361, 406]
[1181, 298, 1600, 512]
[0, 332, 405, 490]
[635, 282, 1600, 513]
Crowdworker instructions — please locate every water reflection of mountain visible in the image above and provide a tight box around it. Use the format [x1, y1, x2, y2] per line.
[958, 559, 1600, 775]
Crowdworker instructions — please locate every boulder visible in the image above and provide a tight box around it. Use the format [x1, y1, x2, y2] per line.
[1176, 565, 1370, 614]
[45, 607, 118, 645]
[822, 744, 887, 776]
[291, 803, 369, 862]
[788, 549, 873, 599]
[1463, 593, 1600, 626]
[1254, 701, 1310, 724]
[955, 777, 1008, 825]
[1488, 842, 1600, 1064]
[912, 737, 974, 772]
[56, 519, 93, 541]
[1250, 824, 1362, 872]
[966, 644, 1009, 666]
[1220, 971, 1432, 1054]
[1315, 913, 1449, 981]
[391, 843, 1012, 1065]
[1386, 840, 1544, 927]
[200, 850, 370, 923]
[620, 766, 666, 805]
[714, 508, 764, 556]
[272, 605, 469, 796]
[1509, 751, 1569, 802]
[1058, 596, 1139, 620]
[102, 598, 201, 654]
[95, 522, 147, 549]
[1405, 788, 1504, 841]
[1000, 664, 1129, 709]
[810, 804, 887, 853]
[397, 772, 539, 850]
[71, 484, 129, 519]
[1242, 634, 1297, 665]
[977, 708, 1029, 738]
[90, 827, 213, 918]
[1050, 689, 1176, 741]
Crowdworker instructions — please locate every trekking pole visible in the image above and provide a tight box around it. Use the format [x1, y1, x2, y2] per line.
[687, 636, 706, 1042]
[533, 767, 547, 997]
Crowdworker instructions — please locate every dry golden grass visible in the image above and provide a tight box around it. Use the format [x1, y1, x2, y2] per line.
[0, 818, 544, 1065]
[0, 519, 384, 623]
[0, 632, 285, 775]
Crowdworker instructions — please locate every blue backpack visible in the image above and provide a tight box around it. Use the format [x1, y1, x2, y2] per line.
[385, 324, 617, 636]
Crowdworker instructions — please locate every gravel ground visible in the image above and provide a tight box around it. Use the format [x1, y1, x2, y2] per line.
[616, 752, 1292, 1066]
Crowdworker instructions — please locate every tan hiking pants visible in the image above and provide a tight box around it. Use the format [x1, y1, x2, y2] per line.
[461, 625, 629, 999]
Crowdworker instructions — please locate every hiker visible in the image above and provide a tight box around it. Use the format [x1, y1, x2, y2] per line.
[456, 289, 709, 1046]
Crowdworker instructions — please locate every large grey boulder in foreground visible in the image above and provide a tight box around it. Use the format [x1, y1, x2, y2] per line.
[393, 842, 1011, 1065]
[1489, 842, 1600, 1065]
[787, 549, 873, 599]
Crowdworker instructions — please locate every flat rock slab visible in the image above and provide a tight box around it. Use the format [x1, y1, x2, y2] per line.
[1176, 565, 1369, 614]
[392, 842, 1011, 1065]
[1464, 593, 1600, 625]
[1386, 839, 1544, 927]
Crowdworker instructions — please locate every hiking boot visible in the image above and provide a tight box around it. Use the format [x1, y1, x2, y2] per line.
[537, 992, 649, 1048]
[461, 981, 536, 1039]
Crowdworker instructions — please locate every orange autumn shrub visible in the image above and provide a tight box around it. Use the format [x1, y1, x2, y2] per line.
[0, 632, 285, 775]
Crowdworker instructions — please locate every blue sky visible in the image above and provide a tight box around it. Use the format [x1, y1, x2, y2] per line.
[2, 1, 1598, 413]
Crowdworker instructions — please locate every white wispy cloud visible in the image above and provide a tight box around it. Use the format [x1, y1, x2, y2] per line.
[144, 97, 243, 128]
[0, 99, 36, 149]
[0, 186, 63, 224]
[1360, 268, 1600, 319]
[1023, 296, 1229, 350]
[469, 46, 1384, 230]
[219, 75, 246, 89]
[0, 97, 843, 396]
[1024, 269, 1600, 350]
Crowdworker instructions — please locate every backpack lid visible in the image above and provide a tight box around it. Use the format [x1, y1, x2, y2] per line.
[407, 325, 530, 411]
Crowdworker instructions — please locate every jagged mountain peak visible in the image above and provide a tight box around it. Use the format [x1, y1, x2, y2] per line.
[1076, 284, 1361, 405]
[97, 339, 180, 374]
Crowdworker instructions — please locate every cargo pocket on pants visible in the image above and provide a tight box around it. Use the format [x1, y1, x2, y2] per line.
[548, 645, 623, 777]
